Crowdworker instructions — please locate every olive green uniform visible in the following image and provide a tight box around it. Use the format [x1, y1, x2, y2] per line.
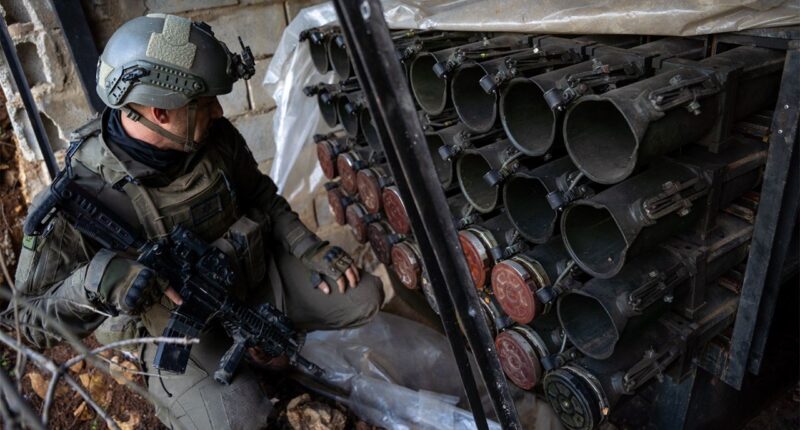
[4, 110, 383, 429]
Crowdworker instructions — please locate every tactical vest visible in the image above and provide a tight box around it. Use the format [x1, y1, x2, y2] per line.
[70, 115, 240, 244]
[68, 113, 248, 338]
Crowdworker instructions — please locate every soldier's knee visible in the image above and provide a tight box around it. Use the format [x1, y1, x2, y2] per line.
[347, 273, 384, 326]
[145, 338, 272, 430]
[151, 374, 271, 430]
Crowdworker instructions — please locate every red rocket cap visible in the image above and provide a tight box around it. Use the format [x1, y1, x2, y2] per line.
[383, 186, 411, 235]
[495, 329, 542, 390]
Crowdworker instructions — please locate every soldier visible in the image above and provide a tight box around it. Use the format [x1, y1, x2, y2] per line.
[2, 14, 384, 429]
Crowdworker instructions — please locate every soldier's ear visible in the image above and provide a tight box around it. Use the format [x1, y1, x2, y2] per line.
[152, 107, 170, 124]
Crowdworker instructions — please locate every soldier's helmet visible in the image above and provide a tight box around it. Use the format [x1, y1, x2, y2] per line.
[96, 13, 255, 110]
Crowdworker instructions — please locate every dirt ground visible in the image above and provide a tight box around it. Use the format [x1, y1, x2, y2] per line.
[0, 91, 26, 287]
[1, 336, 167, 429]
[0, 335, 380, 430]
[0, 88, 170, 430]
[744, 384, 800, 430]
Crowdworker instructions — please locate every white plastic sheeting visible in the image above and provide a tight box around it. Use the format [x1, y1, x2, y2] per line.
[380, 0, 800, 36]
[262, 5, 338, 201]
[302, 312, 505, 430]
[264, 0, 799, 197]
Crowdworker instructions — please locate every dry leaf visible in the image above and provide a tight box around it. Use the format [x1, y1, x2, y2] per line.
[109, 412, 140, 430]
[286, 394, 346, 430]
[109, 358, 138, 385]
[26, 372, 48, 400]
[73, 401, 93, 421]
[78, 373, 90, 388]
[69, 360, 84, 373]
[287, 393, 310, 410]
[79, 372, 111, 408]
[27, 372, 70, 400]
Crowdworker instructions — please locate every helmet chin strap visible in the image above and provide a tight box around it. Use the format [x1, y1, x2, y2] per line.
[121, 100, 199, 152]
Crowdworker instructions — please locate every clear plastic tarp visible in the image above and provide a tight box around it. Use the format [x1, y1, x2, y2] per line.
[380, 0, 800, 36]
[301, 312, 504, 430]
[264, 0, 799, 198]
[302, 312, 562, 429]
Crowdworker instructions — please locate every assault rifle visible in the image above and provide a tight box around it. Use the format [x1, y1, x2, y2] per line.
[24, 166, 324, 384]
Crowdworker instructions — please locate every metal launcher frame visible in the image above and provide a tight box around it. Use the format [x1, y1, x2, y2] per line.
[331, 2, 798, 428]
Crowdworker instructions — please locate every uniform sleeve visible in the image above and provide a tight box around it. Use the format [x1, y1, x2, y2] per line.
[226, 125, 324, 260]
[1, 214, 108, 349]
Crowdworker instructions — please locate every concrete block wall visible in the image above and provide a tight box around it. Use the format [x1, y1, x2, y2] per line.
[0, 0, 327, 201]
[0, 0, 96, 199]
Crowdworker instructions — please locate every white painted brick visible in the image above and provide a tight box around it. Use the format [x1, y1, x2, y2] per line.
[231, 110, 275, 163]
[204, 4, 286, 58]
[285, 0, 329, 22]
[248, 58, 275, 112]
[218, 79, 249, 117]
[145, 0, 236, 14]
[240, 0, 284, 5]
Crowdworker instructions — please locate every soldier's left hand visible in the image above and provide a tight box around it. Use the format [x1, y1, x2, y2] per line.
[305, 244, 359, 294]
[317, 264, 360, 294]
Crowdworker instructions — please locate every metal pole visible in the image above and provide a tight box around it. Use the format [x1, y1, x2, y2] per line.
[331, 1, 521, 428]
[0, 17, 58, 179]
[723, 41, 800, 390]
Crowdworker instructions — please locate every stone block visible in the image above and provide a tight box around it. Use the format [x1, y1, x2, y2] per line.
[316, 222, 364, 259]
[313, 189, 334, 227]
[295, 196, 317, 231]
[248, 58, 275, 112]
[8, 29, 65, 92]
[10, 0, 57, 29]
[257, 158, 273, 174]
[0, 1, 32, 25]
[145, 0, 236, 14]
[219, 79, 250, 117]
[285, 0, 329, 22]
[38, 88, 95, 146]
[80, 0, 146, 52]
[203, 4, 286, 58]
[231, 110, 275, 163]
[240, 0, 284, 4]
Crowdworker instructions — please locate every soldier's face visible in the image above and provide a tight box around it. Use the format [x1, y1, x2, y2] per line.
[166, 96, 224, 147]
[192, 96, 224, 142]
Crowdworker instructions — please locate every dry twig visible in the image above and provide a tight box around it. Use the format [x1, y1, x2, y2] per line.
[0, 366, 46, 430]
[0, 289, 188, 427]
[0, 227, 24, 392]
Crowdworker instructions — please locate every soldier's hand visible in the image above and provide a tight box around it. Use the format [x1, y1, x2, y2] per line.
[102, 259, 183, 315]
[117, 268, 184, 314]
[247, 347, 289, 371]
[316, 264, 360, 294]
[304, 244, 359, 294]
